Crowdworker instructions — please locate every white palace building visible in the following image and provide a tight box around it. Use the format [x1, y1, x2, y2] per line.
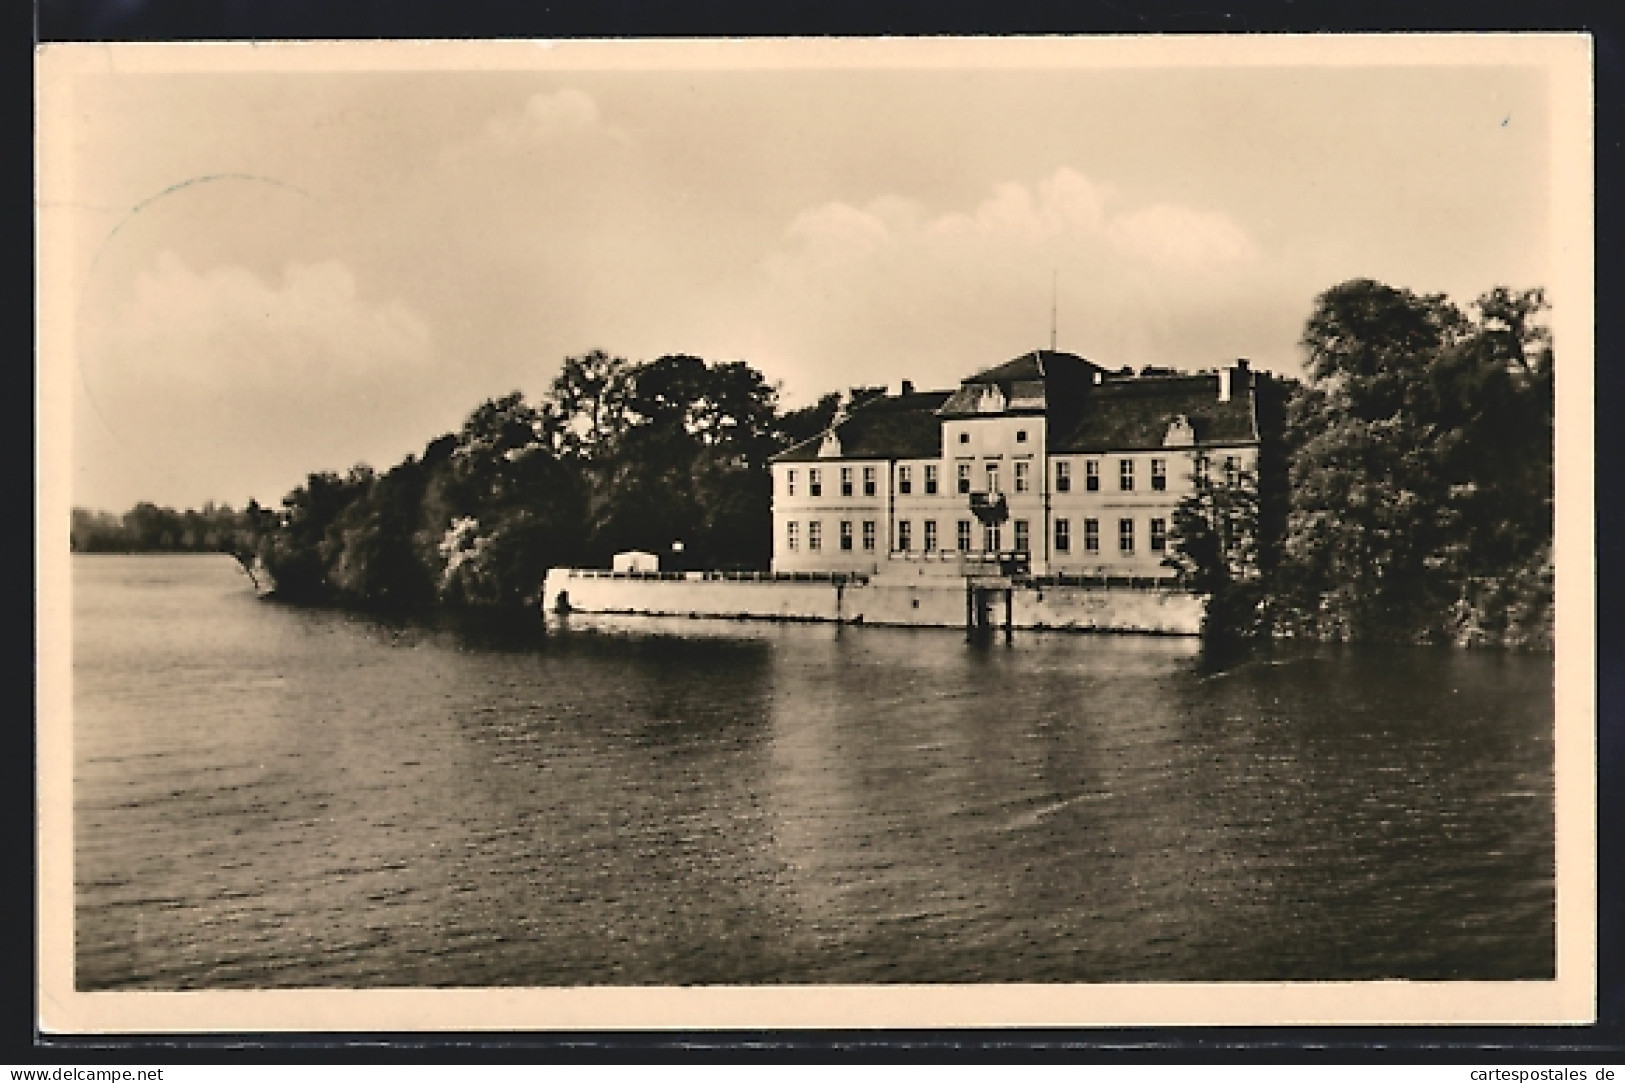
[769, 350, 1262, 580]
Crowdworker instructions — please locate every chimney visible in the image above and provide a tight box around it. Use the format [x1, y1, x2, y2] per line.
[1219, 358, 1251, 403]
[900, 379, 914, 396]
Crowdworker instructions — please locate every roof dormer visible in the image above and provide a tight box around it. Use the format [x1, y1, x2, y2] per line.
[1163, 414, 1196, 448]
[974, 384, 1007, 414]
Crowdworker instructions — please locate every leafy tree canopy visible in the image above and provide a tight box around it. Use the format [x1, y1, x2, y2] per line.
[1171, 277, 1553, 647]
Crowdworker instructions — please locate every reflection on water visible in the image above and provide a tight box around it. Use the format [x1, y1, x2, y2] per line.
[74, 556, 1554, 988]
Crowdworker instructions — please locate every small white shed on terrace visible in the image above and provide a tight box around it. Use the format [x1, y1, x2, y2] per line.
[611, 550, 660, 574]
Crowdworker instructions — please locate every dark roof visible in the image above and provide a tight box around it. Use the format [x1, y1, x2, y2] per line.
[939, 350, 1103, 418]
[1050, 374, 1259, 453]
[967, 349, 1102, 385]
[771, 362, 1261, 462]
[771, 389, 952, 462]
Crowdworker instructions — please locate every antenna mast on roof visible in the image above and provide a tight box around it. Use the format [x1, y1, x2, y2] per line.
[1049, 269, 1058, 352]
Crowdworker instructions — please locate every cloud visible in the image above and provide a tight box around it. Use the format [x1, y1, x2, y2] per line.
[928, 169, 1112, 244]
[767, 169, 1115, 282]
[101, 252, 432, 389]
[485, 89, 624, 149]
[779, 198, 907, 271]
[754, 168, 1270, 399]
[1106, 203, 1258, 271]
[769, 167, 1248, 279]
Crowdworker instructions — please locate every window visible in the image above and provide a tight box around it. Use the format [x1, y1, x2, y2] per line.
[1224, 455, 1238, 486]
[923, 520, 938, 551]
[841, 467, 854, 497]
[1086, 460, 1100, 491]
[957, 463, 972, 494]
[958, 431, 971, 445]
[1151, 458, 1167, 491]
[1119, 458, 1135, 492]
[862, 520, 876, 552]
[1054, 518, 1071, 553]
[1014, 519, 1030, 552]
[985, 523, 1002, 552]
[924, 464, 939, 494]
[898, 520, 913, 551]
[786, 521, 798, 551]
[1195, 455, 1209, 487]
[985, 462, 1000, 493]
[1084, 518, 1100, 553]
[840, 520, 853, 551]
[956, 520, 972, 552]
[1016, 429, 1028, 443]
[808, 520, 822, 551]
[1150, 518, 1167, 553]
[1055, 460, 1071, 493]
[898, 465, 912, 495]
[862, 466, 877, 497]
[809, 468, 822, 497]
[1119, 517, 1135, 554]
[786, 469, 796, 497]
[1014, 461, 1030, 493]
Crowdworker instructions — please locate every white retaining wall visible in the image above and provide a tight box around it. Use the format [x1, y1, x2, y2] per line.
[848, 582, 969, 628]
[543, 570, 844, 621]
[542, 569, 1204, 635]
[1013, 585, 1203, 634]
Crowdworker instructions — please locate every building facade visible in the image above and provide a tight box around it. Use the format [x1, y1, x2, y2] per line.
[769, 350, 1261, 579]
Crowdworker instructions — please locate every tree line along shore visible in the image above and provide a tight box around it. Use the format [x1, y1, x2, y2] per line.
[72, 278, 1553, 649]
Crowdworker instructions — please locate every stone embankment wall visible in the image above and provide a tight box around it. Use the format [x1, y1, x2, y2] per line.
[543, 570, 846, 621]
[844, 582, 969, 628]
[543, 569, 1205, 635]
[1013, 585, 1204, 634]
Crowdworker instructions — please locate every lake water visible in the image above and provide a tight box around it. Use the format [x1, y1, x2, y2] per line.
[72, 554, 1555, 988]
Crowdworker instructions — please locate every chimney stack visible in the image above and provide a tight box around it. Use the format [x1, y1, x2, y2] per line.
[1219, 358, 1251, 403]
[900, 379, 914, 396]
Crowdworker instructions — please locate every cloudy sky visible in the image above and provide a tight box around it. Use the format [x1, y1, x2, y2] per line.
[44, 40, 1562, 512]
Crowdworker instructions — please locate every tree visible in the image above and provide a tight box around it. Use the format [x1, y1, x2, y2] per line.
[582, 355, 780, 568]
[776, 392, 842, 448]
[227, 499, 276, 590]
[122, 502, 179, 550]
[545, 349, 635, 462]
[325, 458, 439, 608]
[70, 508, 125, 552]
[412, 391, 589, 609]
[258, 470, 367, 601]
[234, 349, 831, 612]
[73, 501, 269, 555]
[1278, 279, 1553, 644]
[1164, 468, 1266, 640]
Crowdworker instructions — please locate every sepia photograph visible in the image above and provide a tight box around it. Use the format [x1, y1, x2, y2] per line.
[35, 35, 1595, 1031]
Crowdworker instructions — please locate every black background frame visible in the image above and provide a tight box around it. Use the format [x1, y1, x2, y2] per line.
[19, 0, 1625, 1063]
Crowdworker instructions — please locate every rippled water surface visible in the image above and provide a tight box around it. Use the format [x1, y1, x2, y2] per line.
[74, 555, 1555, 988]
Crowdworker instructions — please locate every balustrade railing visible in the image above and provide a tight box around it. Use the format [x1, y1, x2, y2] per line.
[560, 565, 1184, 590]
[562, 568, 870, 586]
